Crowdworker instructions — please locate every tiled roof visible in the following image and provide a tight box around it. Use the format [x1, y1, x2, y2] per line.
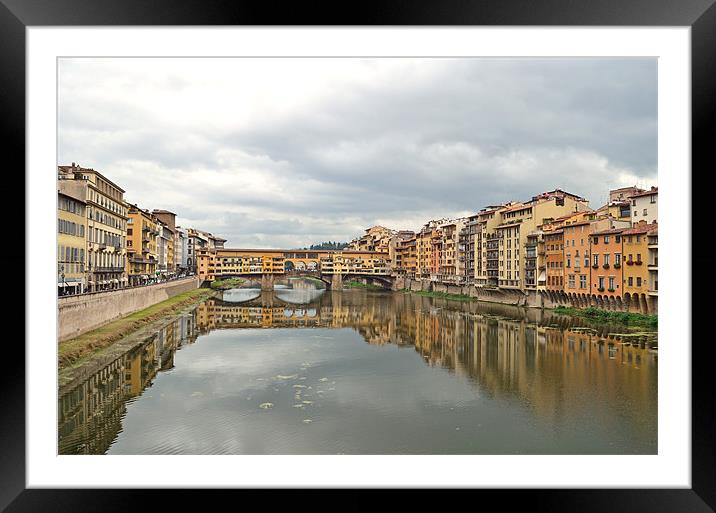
[629, 187, 658, 198]
[623, 223, 658, 235]
[591, 228, 626, 236]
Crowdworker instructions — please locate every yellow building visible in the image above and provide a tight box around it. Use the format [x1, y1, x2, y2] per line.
[57, 181, 88, 295]
[475, 205, 506, 287]
[126, 204, 159, 286]
[476, 190, 590, 290]
[437, 220, 466, 284]
[58, 164, 128, 292]
[348, 225, 396, 252]
[647, 228, 658, 310]
[622, 221, 656, 309]
[391, 232, 417, 278]
[416, 224, 440, 279]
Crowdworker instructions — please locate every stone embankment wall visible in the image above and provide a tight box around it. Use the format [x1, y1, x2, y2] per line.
[398, 278, 657, 315]
[58, 277, 200, 342]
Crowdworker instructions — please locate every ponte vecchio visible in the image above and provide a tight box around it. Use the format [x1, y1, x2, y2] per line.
[196, 247, 393, 290]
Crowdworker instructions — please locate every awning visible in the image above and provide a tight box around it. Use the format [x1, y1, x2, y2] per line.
[141, 275, 149, 279]
[537, 271, 546, 281]
[58, 283, 67, 287]
[88, 281, 95, 285]
[111, 279, 119, 284]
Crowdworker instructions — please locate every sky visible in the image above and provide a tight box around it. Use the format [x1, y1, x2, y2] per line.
[58, 58, 657, 248]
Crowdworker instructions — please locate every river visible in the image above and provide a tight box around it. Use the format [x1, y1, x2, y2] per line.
[58, 288, 657, 455]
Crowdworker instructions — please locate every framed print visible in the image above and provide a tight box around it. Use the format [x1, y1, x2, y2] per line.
[4, 0, 713, 510]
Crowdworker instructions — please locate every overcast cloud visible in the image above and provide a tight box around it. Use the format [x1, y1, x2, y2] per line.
[58, 58, 657, 248]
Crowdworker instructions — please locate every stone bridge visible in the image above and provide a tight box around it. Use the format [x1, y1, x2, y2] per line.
[198, 247, 395, 290]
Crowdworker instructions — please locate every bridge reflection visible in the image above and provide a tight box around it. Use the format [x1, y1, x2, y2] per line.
[59, 290, 657, 455]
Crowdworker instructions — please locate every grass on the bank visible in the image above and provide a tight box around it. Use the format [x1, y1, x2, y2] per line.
[210, 277, 246, 289]
[406, 289, 474, 302]
[345, 280, 384, 290]
[553, 306, 658, 328]
[59, 288, 215, 369]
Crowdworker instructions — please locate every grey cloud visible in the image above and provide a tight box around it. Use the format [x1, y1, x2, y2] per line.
[59, 58, 657, 248]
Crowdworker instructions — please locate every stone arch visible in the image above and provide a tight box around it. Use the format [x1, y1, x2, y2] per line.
[615, 296, 624, 311]
[608, 295, 617, 311]
[284, 260, 295, 272]
[295, 261, 307, 271]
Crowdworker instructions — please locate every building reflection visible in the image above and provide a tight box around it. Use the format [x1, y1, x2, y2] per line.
[58, 291, 656, 454]
[58, 310, 199, 454]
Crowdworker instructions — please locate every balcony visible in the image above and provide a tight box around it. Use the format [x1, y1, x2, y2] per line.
[94, 266, 125, 273]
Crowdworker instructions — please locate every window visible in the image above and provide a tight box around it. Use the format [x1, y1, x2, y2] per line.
[604, 235, 610, 244]
[615, 235, 620, 243]
[609, 277, 615, 289]
[628, 276, 633, 286]
[580, 275, 587, 288]
[598, 277, 604, 289]
[568, 275, 575, 288]
[566, 258, 570, 268]
[604, 254, 610, 265]
[636, 277, 642, 287]
[643, 209, 648, 216]
[615, 253, 621, 265]
[650, 195, 656, 204]
[636, 253, 642, 263]
[593, 254, 599, 266]
[593, 236, 599, 245]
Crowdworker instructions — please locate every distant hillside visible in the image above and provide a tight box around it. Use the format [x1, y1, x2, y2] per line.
[303, 241, 350, 250]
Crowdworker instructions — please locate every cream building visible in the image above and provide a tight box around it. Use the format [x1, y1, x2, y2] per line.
[58, 164, 128, 292]
[57, 180, 87, 295]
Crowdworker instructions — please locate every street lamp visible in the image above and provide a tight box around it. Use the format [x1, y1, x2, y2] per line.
[58, 265, 65, 296]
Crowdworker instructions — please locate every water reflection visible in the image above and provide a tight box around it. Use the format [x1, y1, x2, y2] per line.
[220, 288, 261, 303]
[58, 289, 657, 455]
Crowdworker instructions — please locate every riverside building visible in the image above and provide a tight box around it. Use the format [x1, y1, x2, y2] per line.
[57, 180, 88, 295]
[126, 204, 159, 286]
[58, 164, 128, 292]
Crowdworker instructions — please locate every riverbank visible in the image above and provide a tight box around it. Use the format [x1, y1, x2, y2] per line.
[59, 288, 216, 373]
[210, 277, 246, 290]
[345, 280, 384, 290]
[404, 289, 473, 301]
[552, 306, 657, 329]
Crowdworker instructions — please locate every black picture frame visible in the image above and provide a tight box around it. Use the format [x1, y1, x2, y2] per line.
[3, 0, 711, 511]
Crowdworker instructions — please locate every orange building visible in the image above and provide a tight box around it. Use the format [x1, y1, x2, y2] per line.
[589, 228, 624, 298]
[562, 220, 592, 295]
[622, 221, 656, 301]
[544, 229, 564, 291]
